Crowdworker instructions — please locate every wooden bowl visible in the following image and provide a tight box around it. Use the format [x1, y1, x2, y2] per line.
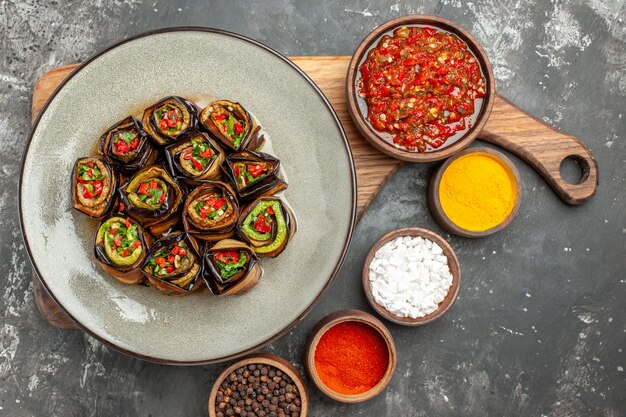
[346, 14, 495, 162]
[428, 147, 522, 238]
[362, 228, 461, 326]
[208, 353, 309, 417]
[305, 309, 397, 403]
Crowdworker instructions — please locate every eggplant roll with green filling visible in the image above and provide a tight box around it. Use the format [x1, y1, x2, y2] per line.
[99, 116, 157, 174]
[142, 96, 198, 146]
[200, 100, 262, 151]
[222, 151, 287, 200]
[119, 165, 184, 236]
[72, 157, 118, 218]
[142, 232, 203, 295]
[237, 197, 296, 257]
[182, 181, 239, 242]
[94, 215, 152, 285]
[165, 132, 225, 181]
[203, 239, 262, 295]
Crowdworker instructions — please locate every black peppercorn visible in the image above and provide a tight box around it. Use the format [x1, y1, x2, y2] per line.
[214, 363, 301, 417]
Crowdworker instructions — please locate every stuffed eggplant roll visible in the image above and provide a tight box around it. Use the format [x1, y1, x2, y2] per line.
[142, 232, 203, 295]
[203, 239, 262, 295]
[94, 215, 152, 285]
[142, 96, 198, 146]
[237, 197, 296, 257]
[99, 116, 157, 174]
[119, 165, 184, 236]
[182, 181, 239, 242]
[200, 100, 261, 151]
[222, 151, 287, 200]
[165, 132, 225, 181]
[72, 157, 117, 218]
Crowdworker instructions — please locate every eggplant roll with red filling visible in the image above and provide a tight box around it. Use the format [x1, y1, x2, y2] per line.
[119, 165, 184, 236]
[142, 96, 198, 146]
[199, 100, 263, 151]
[203, 239, 262, 295]
[222, 151, 287, 200]
[182, 181, 239, 242]
[142, 232, 203, 295]
[94, 215, 152, 285]
[237, 197, 296, 258]
[99, 116, 157, 174]
[72, 157, 118, 218]
[165, 132, 225, 182]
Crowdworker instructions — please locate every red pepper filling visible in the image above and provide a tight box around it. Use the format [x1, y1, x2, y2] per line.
[150, 241, 189, 276]
[214, 250, 240, 265]
[157, 107, 184, 133]
[248, 164, 265, 178]
[195, 196, 227, 220]
[105, 218, 141, 257]
[112, 130, 140, 155]
[254, 213, 272, 233]
[77, 163, 106, 200]
[137, 179, 167, 205]
[213, 111, 245, 148]
[234, 163, 268, 188]
[181, 138, 215, 173]
[182, 153, 204, 171]
[359, 26, 485, 151]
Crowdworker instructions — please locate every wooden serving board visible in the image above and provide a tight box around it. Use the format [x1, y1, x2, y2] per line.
[30, 56, 598, 330]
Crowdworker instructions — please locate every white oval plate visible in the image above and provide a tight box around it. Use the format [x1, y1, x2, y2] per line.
[19, 28, 356, 364]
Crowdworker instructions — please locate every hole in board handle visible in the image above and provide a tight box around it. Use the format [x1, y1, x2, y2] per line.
[559, 155, 591, 185]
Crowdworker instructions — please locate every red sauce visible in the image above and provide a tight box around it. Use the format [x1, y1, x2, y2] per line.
[359, 26, 486, 152]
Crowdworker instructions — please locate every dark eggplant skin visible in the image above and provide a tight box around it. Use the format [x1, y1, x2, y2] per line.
[221, 150, 288, 201]
[73, 96, 299, 298]
[165, 132, 225, 182]
[98, 116, 158, 174]
[182, 181, 240, 242]
[142, 96, 199, 146]
[236, 196, 296, 258]
[118, 165, 184, 236]
[141, 231, 204, 295]
[94, 213, 153, 285]
[202, 239, 262, 296]
[72, 156, 119, 219]
[199, 100, 263, 152]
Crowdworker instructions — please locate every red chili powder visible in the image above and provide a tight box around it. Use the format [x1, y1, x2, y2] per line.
[314, 321, 389, 395]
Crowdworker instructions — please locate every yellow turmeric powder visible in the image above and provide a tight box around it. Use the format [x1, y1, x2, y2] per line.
[439, 153, 517, 232]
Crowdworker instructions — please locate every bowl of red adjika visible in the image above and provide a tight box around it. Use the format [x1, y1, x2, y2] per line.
[347, 15, 495, 162]
[362, 228, 461, 326]
[305, 309, 397, 403]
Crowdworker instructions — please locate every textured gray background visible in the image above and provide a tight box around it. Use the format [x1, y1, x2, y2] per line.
[1, 1, 625, 416]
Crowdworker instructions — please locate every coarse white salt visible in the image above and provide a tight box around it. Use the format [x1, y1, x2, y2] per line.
[369, 235, 453, 319]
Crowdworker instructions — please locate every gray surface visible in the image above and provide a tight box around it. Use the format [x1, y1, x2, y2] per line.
[1, 0, 624, 416]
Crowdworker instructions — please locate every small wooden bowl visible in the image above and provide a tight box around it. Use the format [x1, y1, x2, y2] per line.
[208, 353, 309, 417]
[305, 309, 397, 403]
[428, 147, 522, 238]
[362, 228, 461, 326]
[346, 14, 495, 162]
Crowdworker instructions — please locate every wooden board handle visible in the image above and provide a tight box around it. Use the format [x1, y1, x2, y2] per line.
[481, 94, 598, 205]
